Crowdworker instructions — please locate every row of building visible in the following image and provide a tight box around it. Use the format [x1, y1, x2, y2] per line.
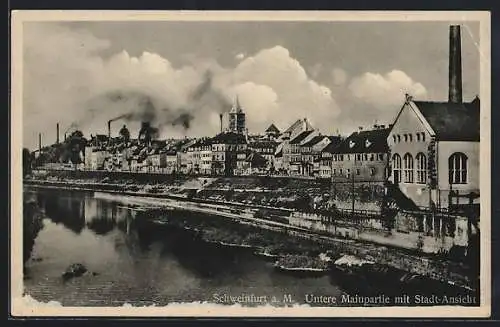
[72, 25, 480, 211]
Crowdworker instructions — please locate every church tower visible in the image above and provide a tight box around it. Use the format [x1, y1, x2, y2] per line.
[228, 95, 246, 134]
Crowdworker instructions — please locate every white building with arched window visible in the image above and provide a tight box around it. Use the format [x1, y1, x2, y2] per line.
[387, 94, 480, 209]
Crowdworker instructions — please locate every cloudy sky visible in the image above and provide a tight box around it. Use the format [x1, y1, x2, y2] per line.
[22, 20, 480, 150]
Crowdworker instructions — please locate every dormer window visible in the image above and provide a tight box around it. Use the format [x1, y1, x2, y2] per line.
[365, 139, 372, 148]
[349, 140, 356, 148]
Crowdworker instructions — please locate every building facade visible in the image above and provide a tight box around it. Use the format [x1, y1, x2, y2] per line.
[388, 96, 480, 209]
[211, 132, 248, 176]
[331, 126, 390, 183]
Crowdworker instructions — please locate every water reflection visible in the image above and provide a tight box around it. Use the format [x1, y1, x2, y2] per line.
[25, 187, 473, 307]
[24, 188, 343, 306]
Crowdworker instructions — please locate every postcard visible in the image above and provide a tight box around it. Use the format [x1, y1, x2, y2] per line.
[10, 10, 491, 318]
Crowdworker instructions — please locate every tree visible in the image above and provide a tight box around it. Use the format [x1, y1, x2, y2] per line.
[63, 130, 87, 164]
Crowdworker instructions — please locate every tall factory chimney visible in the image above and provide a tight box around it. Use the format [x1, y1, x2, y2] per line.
[107, 120, 112, 139]
[448, 25, 463, 103]
[219, 113, 223, 133]
[38, 133, 42, 153]
[56, 123, 60, 144]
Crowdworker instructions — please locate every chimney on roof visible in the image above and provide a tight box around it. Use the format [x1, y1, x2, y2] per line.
[219, 113, 223, 133]
[358, 126, 363, 131]
[56, 123, 60, 144]
[449, 25, 463, 103]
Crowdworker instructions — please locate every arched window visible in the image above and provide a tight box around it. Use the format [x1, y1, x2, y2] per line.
[392, 154, 402, 184]
[409, 134, 413, 142]
[416, 134, 421, 141]
[449, 152, 468, 184]
[397, 135, 401, 143]
[421, 133, 426, 142]
[393, 135, 396, 143]
[403, 153, 414, 183]
[404, 134, 408, 142]
[416, 152, 427, 184]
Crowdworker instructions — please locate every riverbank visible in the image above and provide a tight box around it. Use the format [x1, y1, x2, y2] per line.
[23, 177, 478, 294]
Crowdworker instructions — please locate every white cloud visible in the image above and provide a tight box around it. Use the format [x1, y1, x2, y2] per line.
[332, 68, 348, 85]
[235, 53, 245, 60]
[22, 26, 340, 149]
[348, 70, 427, 109]
[225, 46, 340, 132]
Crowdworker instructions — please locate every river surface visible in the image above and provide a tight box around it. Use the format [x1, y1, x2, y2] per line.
[23, 187, 346, 307]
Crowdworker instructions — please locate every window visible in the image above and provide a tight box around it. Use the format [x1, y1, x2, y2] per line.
[397, 135, 401, 143]
[416, 153, 427, 184]
[356, 154, 361, 161]
[364, 154, 368, 161]
[356, 169, 360, 175]
[378, 153, 384, 161]
[346, 169, 351, 177]
[370, 167, 376, 176]
[416, 134, 421, 141]
[392, 154, 402, 184]
[421, 133, 426, 142]
[403, 153, 414, 183]
[333, 169, 336, 175]
[409, 134, 413, 142]
[393, 135, 396, 143]
[449, 152, 468, 184]
[339, 168, 343, 175]
[404, 134, 408, 142]
[370, 154, 374, 161]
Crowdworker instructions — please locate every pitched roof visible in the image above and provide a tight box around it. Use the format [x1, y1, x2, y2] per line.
[211, 131, 247, 144]
[322, 136, 343, 153]
[265, 123, 280, 134]
[282, 118, 314, 136]
[249, 140, 279, 148]
[413, 98, 480, 141]
[290, 130, 314, 145]
[333, 128, 390, 154]
[301, 135, 328, 147]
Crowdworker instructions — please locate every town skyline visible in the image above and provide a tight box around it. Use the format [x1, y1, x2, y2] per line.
[23, 20, 480, 150]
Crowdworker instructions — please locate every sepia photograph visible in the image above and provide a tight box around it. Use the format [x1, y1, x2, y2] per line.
[10, 10, 491, 317]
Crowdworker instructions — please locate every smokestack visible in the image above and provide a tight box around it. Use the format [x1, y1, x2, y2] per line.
[107, 120, 111, 139]
[449, 25, 463, 103]
[56, 123, 60, 144]
[38, 133, 42, 152]
[219, 113, 223, 133]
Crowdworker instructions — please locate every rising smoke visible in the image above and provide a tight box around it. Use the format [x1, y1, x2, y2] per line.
[89, 69, 231, 137]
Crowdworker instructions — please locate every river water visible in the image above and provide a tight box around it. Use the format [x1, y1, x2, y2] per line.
[23, 187, 345, 307]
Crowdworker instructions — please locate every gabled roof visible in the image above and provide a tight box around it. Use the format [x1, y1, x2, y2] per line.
[412, 98, 480, 141]
[265, 123, 281, 134]
[290, 130, 314, 145]
[333, 128, 390, 154]
[301, 135, 328, 148]
[282, 118, 314, 136]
